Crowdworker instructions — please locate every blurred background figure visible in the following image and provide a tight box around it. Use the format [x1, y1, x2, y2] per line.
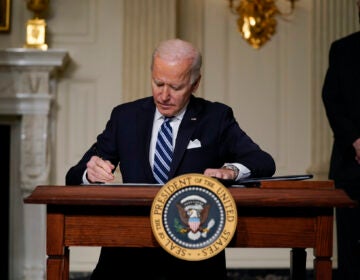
[322, 1, 360, 279]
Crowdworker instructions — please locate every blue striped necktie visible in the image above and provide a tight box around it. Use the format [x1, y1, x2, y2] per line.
[153, 117, 173, 184]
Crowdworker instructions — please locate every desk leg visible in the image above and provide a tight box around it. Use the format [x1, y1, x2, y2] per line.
[313, 214, 333, 280]
[313, 257, 332, 280]
[47, 248, 69, 280]
[47, 211, 69, 280]
[290, 248, 307, 280]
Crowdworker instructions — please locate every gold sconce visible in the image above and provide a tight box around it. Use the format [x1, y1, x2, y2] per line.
[24, 0, 49, 50]
[227, 0, 297, 49]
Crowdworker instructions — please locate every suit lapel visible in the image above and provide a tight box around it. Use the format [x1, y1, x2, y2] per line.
[169, 96, 201, 178]
[136, 98, 156, 180]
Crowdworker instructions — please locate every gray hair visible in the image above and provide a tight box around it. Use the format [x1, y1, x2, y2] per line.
[151, 39, 202, 85]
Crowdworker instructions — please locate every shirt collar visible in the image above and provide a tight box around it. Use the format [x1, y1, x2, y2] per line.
[155, 103, 188, 122]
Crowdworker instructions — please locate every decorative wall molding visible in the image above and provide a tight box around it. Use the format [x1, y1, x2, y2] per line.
[50, 0, 97, 44]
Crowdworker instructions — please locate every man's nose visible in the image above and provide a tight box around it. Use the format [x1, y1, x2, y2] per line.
[160, 85, 171, 99]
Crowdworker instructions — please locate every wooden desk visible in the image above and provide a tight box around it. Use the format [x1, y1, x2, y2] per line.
[24, 180, 357, 280]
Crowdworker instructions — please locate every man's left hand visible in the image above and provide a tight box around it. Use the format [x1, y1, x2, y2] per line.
[204, 168, 237, 180]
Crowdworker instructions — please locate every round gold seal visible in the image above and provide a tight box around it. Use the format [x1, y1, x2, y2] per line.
[150, 173, 238, 261]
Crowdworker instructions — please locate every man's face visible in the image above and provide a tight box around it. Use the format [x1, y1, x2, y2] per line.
[151, 57, 200, 117]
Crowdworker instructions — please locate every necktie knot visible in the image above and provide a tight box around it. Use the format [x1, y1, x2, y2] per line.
[164, 116, 173, 123]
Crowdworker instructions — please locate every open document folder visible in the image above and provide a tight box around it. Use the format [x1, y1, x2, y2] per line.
[217, 174, 314, 187]
[83, 174, 313, 188]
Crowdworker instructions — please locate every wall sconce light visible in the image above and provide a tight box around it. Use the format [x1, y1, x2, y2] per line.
[227, 0, 297, 49]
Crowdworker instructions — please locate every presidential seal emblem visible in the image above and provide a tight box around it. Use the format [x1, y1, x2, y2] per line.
[150, 173, 238, 261]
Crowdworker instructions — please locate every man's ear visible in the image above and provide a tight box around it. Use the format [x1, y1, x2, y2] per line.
[191, 75, 201, 92]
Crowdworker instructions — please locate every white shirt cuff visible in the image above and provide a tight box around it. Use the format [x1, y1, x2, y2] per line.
[82, 170, 90, 184]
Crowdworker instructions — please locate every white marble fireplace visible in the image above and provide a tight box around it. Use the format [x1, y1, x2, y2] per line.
[0, 49, 69, 280]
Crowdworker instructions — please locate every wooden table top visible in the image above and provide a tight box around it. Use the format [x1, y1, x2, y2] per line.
[24, 180, 357, 208]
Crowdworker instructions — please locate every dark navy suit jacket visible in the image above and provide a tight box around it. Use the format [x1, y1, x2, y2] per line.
[322, 31, 360, 280]
[66, 95, 275, 185]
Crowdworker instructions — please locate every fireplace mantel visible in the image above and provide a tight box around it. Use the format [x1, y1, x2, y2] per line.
[0, 48, 69, 194]
[0, 48, 69, 280]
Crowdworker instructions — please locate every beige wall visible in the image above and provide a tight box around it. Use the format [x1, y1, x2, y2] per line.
[1, 0, 358, 274]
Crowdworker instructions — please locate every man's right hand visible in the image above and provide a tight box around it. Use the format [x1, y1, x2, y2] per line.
[86, 156, 115, 183]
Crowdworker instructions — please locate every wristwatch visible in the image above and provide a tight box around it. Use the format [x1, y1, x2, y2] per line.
[221, 164, 239, 180]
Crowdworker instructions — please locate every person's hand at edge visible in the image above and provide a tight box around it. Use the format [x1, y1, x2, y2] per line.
[353, 138, 360, 164]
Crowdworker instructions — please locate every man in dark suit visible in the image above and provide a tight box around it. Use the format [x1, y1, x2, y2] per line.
[322, 2, 360, 279]
[66, 38, 276, 280]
